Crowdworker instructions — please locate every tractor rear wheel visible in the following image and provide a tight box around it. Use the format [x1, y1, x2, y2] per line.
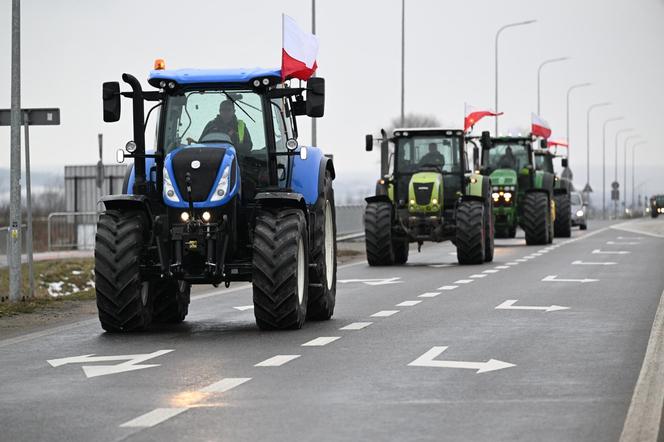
[456, 200, 485, 265]
[483, 199, 494, 262]
[153, 280, 190, 324]
[94, 210, 154, 332]
[393, 238, 409, 264]
[365, 202, 395, 266]
[252, 209, 309, 330]
[522, 193, 549, 245]
[307, 171, 337, 321]
[554, 194, 571, 238]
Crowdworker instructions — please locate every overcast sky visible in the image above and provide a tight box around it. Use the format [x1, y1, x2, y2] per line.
[1, 0, 663, 201]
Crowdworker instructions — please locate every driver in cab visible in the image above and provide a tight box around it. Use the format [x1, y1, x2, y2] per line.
[419, 142, 445, 167]
[187, 100, 253, 154]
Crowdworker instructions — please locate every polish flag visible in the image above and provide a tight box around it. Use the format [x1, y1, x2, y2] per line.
[464, 103, 502, 132]
[531, 113, 552, 139]
[547, 139, 568, 148]
[281, 14, 319, 81]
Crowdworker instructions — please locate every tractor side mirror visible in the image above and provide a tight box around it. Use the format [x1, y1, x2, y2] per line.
[306, 77, 325, 118]
[103, 82, 121, 122]
[480, 130, 492, 149]
[540, 139, 547, 149]
[561, 158, 568, 168]
[365, 134, 374, 151]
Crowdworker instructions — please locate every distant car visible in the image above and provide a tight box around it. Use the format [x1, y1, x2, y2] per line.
[570, 192, 587, 230]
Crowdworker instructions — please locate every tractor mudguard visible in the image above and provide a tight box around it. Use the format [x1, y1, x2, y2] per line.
[465, 173, 487, 198]
[365, 195, 392, 205]
[291, 146, 333, 205]
[255, 191, 308, 214]
[124, 156, 158, 195]
[99, 194, 153, 225]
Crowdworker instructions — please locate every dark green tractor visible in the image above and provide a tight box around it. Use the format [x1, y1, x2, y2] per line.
[650, 195, 664, 218]
[535, 147, 573, 237]
[364, 128, 494, 265]
[480, 134, 555, 245]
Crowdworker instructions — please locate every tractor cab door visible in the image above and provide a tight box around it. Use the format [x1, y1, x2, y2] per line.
[269, 97, 297, 189]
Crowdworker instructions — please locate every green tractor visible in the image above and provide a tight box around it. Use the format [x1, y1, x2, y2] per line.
[363, 128, 494, 265]
[535, 148, 573, 237]
[650, 195, 664, 218]
[480, 134, 555, 245]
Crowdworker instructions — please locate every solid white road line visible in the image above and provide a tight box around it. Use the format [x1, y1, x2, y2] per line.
[120, 408, 187, 428]
[419, 292, 442, 297]
[454, 279, 473, 284]
[339, 322, 373, 330]
[620, 288, 664, 441]
[371, 310, 399, 317]
[436, 286, 458, 291]
[302, 337, 341, 347]
[200, 377, 252, 393]
[396, 300, 422, 307]
[255, 355, 301, 367]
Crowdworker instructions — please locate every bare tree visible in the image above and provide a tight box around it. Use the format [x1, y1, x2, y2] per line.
[385, 113, 441, 134]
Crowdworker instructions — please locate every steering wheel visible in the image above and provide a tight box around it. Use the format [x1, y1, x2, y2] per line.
[419, 163, 445, 174]
[199, 132, 233, 144]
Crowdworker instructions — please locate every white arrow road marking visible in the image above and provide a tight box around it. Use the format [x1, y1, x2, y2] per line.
[47, 349, 174, 378]
[233, 305, 254, 311]
[200, 377, 252, 393]
[495, 299, 569, 312]
[607, 241, 640, 245]
[120, 408, 187, 428]
[572, 260, 617, 266]
[339, 322, 372, 330]
[436, 286, 458, 291]
[371, 310, 399, 317]
[338, 277, 402, 286]
[302, 337, 340, 347]
[396, 300, 422, 307]
[408, 346, 515, 373]
[593, 249, 630, 255]
[454, 279, 473, 284]
[542, 275, 599, 283]
[255, 355, 300, 367]
[419, 291, 442, 297]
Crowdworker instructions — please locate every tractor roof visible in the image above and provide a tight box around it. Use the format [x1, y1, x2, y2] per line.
[392, 128, 464, 136]
[148, 67, 281, 87]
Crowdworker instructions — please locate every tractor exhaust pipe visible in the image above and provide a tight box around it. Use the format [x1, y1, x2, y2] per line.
[122, 73, 147, 195]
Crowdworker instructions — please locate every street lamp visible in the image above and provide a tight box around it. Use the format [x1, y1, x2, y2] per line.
[311, 0, 317, 146]
[566, 82, 591, 164]
[613, 128, 634, 217]
[400, 0, 405, 126]
[494, 19, 537, 134]
[537, 57, 569, 115]
[623, 135, 641, 212]
[584, 102, 611, 193]
[601, 117, 623, 219]
[632, 141, 647, 209]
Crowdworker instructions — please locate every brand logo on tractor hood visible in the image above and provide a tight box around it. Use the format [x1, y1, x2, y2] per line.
[191, 160, 201, 169]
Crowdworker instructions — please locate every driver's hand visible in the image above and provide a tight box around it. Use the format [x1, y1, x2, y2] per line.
[186, 137, 196, 145]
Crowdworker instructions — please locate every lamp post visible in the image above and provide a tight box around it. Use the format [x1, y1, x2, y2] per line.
[623, 135, 640, 213]
[584, 102, 611, 194]
[537, 57, 569, 115]
[601, 117, 623, 219]
[311, 0, 317, 146]
[632, 141, 647, 209]
[400, 0, 405, 126]
[494, 19, 537, 134]
[566, 83, 591, 165]
[613, 128, 633, 217]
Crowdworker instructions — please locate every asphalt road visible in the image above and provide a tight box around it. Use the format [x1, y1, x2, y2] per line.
[1, 219, 663, 442]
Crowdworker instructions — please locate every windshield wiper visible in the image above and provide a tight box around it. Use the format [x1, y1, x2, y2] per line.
[223, 92, 256, 123]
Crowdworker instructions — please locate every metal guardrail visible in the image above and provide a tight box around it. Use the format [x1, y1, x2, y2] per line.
[335, 205, 365, 240]
[47, 211, 99, 251]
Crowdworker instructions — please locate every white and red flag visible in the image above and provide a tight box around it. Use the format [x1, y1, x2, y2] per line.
[547, 139, 568, 148]
[464, 103, 502, 132]
[281, 14, 319, 81]
[531, 113, 552, 139]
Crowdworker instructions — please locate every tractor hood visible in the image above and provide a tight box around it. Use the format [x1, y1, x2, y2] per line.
[408, 171, 443, 213]
[490, 169, 518, 187]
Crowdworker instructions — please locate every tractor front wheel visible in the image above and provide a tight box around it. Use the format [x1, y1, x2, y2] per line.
[456, 200, 486, 265]
[153, 280, 190, 324]
[483, 199, 495, 262]
[522, 193, 550, 245]
[365, 202, 395, 266]
[554, 194, 571, 238]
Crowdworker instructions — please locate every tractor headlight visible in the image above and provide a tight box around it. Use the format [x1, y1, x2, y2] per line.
[504, 192, 512, 200]
[210, 165, 231, 202]
[492, 192, 500, 200]
[432, 198, 438, 205]
[202, 211, 212, 222]
[576, 210, 584, 217]
[163, 167, 180, 203]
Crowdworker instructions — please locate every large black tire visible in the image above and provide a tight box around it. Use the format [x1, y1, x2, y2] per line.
[365, 202, 394, 266]
[456, 201, 485, 265]
[252, 209, 309, 330]
[554, 194, 572, 238]
[307, 171, 337, 321]
[522, 193, 549, 245]
[393, 238, 409, 264]
[580, 223, 588, 230]
[153, 280, 190, 324]
[94, 210, 153, 332]
[494, 226, 509, 239]
[652, 211, 659, 219]
[508, 225, 517, 238]
[483, 199, 494, 262]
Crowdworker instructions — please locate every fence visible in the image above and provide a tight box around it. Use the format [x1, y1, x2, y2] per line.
[335, 205, 365, 238]
[47, 212, 99, 251]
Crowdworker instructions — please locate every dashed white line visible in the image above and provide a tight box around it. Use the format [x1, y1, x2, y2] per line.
[515, 259, 527, 262]
[437, 286, 458, 291]
[454, 279, 473, 284]
[255, 355, 301, 367]
[495, 266, 510, 269]
[120, 408, 187, 428]
[483, 269, 499, 274]
[396, 300, 422, 307]
[340, 322, 373, 330]
[419, 292, 442, 297]
[469, 274, 487, 278]
[371, 310, 399, 317]
[200, 377, 252, 393]
[506, 262, 519, 265]
[302, 336, 340, 347]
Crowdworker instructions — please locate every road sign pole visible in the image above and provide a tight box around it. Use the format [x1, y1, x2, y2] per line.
[24, 111, 34, 298]
[9, 0, 22, 303]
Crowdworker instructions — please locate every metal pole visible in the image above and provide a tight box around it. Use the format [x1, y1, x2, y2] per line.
[566, 83, 591, 165]
[9, 0, 22, 303]
[24, 111, 34, 298]
[585, 102, 611, 193]
[623, 136, 639, 213]
[311, 0, 316, 146]
[536, 57, 569, 115]
[601, 117, 623, 219]
[494, 19, 536, 135]
[614, 128, 633, 218]
[632, 142, 646, 209]
[400, 0, 405, 126]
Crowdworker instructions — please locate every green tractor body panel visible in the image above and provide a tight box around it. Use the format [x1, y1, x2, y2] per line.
[489, 168, 518, 230]
[408, 171, 443, 214]
[465, 173, 485, 198]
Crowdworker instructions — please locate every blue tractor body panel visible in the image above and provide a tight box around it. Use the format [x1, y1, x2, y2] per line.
[291, 146, 326, 205]
[149, 68, 281, 85]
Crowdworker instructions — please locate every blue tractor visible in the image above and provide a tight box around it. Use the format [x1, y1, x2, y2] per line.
[97, 63, 336, 331]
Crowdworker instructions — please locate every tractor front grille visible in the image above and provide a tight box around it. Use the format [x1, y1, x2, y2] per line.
[172, 147, 226, 202]
[413, 183, 434, 205]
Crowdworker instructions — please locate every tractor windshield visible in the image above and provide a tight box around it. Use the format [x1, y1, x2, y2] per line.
[656, 195, 664, 205]
[535, 153, 554, 173]
[396, 136, 461, 174]
[486, 142, 530, 172]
